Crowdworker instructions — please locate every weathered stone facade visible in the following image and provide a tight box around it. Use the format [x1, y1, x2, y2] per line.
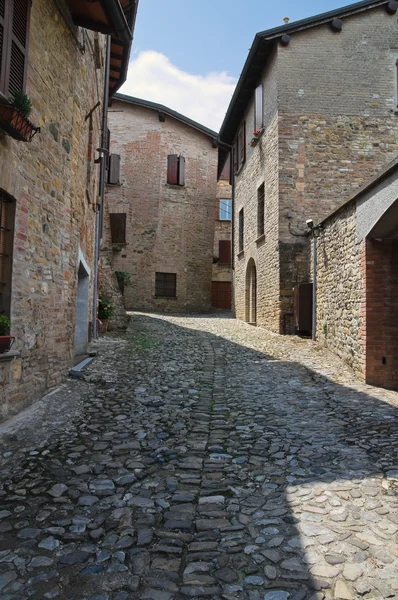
[105, 97, 218, 313]
[313, 159, 398, 390]
[225, 2, 398, 333]
[0, 0, 106, 420]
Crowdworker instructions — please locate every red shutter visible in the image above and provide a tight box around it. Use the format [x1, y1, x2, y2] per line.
[109, 213, 126, 244]
[219, 240, 231, 264]
[1, 0, 30, 96]
[178, 155, 185, 186]
[167, 154, 178, 184]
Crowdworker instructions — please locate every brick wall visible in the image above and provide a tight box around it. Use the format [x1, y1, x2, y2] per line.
[106, 101, 218, 313]
[0, 0, 105, 420]
[213, 179, 232, 284]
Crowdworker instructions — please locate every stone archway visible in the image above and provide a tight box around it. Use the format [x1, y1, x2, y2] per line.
[364, 199, 398, 389]
[245, 259, 257, 324]
[74, 251, 90, 357]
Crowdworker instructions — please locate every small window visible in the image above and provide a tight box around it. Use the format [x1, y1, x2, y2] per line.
[233, 122, 246, 173]
[167, 155, 185, 186]
[238, 208, 244, 253]
[219, 198, 232, 220]
[0, 0, 31, 96]
[108, 154, 121, 185]
[218, 240, 231, 265]
[155, 272, 177, 297]
[254, 84, 263, 131]
[257, 183, 265, 237]
[109, 213, 126, 244]
[0, 190, 16, 318]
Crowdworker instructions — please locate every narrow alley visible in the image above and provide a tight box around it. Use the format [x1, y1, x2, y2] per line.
[0, 314, 397, 600]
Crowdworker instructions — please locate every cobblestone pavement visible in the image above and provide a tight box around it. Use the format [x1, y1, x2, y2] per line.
[0, 312, 397, 600]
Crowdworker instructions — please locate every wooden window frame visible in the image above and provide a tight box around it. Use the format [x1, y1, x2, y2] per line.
[219, 198, 232, 221]
[0, 189, 15, 318]
[238, 208, 244, 253]
[218, 240, 231, 265]
[155, 272, 177, 298]
[0, 0, 31, 98]
[257, 183, 265, 237]
[234, 121, 246, 174]
[109, 213, 126, 244]
[167, 155, 185, 186]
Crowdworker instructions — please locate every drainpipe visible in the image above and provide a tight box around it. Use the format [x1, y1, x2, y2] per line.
[93, 35, 111, 339]
[312, 232, 317, 341]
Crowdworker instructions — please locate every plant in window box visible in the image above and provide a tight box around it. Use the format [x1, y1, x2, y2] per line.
[249, 128, 264, 147]
[0, 90, 40, 142]
[98, 294, 114, 334]
[0, 316, 15, 354]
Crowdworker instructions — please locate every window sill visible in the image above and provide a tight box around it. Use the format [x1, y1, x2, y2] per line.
[255, 234, 265, 245]
[217, 218, 232, 222]
[107, 182, 122, 187]
[166, 183, 185, 188]
[0, 350, 20, 362]
[154, 295, 177, 299]
[237, 250, 244, 258]
[218, 262, 232, 266]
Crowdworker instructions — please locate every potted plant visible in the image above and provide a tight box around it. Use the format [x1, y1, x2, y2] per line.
[98, 294, 113, 333]
[0, 90, 39, 142]
[249, 128, 264, 147]
[0, 316, 14, 354]
[115, 270, 131, 295]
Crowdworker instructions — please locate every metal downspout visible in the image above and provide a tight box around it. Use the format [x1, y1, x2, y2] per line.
[93, 35, 111, 339]
[312, 233, 317, 341]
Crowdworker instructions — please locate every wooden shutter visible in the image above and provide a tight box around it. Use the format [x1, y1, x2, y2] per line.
[109, 213, 126, 244]
[167, 155, 178, 184]
[219, 240, 231, 265]
[239, 122, 246, 167]
[178, 156, 185, 186]
[233, 142, 238, 174]
[1, 0, 30, 96]
[108, 154, 120, 184]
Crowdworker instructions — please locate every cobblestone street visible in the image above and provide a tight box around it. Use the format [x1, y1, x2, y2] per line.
[0, 313, 397, 600]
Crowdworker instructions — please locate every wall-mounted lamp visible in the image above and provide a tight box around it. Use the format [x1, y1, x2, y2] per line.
[94, 147, 109, 164]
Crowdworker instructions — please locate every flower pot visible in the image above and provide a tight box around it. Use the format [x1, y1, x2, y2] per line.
[0, 336, 15, 353]
[0, 104, 39, 142]
[99, 319, 109, 334]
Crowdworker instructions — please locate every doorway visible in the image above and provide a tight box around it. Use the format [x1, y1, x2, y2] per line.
[74, 259, 90, 357]
[245, 259, 257, 324]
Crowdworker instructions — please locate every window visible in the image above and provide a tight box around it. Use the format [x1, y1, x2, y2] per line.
[254, 84, 263, 131]
[219, 198, 232, 220]
[167, 155, 185, 186]
[218, 240, 231, 265]
[233, 122, 246, 173]
[0, 190, 16, 318]
[155, 272, 177, 297]
[257, 183, 265, 237]
[109, 213, 126, 244]
[238, 208, 244, 253]
[0, 0, 31, 97]
[108, 154, 121, 185]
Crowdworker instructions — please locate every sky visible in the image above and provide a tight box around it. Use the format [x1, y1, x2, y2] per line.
[120, 0, 355, 131]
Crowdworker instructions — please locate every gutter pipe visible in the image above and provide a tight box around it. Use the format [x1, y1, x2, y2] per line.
[103, 0, 132, 44]
[93, 35, 111, 339]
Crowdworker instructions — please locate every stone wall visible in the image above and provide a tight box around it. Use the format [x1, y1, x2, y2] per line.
[233, 48, 281, 331]
[311, 202, 365, 377]
[106, 100, 218, 313]
[0, 0, 105, 420]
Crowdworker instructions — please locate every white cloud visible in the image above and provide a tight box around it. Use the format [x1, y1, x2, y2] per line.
[119, 50, 237, 132]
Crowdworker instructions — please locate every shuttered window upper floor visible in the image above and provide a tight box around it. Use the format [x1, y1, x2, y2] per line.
[0, 0, 31, 98]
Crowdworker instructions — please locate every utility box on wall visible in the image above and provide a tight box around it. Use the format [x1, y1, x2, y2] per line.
[293, 283, 313, 334]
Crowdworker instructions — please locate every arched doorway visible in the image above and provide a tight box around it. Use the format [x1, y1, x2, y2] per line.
[245, 259, 257, 324]
[364, 199, 398, 389]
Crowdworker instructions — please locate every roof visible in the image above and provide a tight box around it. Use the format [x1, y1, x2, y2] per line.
[113, 94, 218, 140]
[319, 155, 398, 227]
[218, 0, 391, 173]
[66, 0, 138, 97]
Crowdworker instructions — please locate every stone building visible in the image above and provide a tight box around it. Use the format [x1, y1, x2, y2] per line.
[218, 0, 398, 333]
[0, 0, 137, 421]
[212, 162, 232, 310]
[310, 157, 398, 390]
[105, 94, 218, 313]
